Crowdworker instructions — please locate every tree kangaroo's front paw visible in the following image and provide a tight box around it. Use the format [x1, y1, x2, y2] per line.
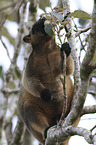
[40, 89, 52, 102]
[61, 42, 71, 57]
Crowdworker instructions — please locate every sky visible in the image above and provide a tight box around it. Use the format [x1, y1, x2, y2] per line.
[0, 0, 95, 145]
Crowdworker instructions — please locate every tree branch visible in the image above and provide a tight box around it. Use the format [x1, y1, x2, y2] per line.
[9, 117, 25, 145]
[93, 134, 96, 145]
[46, 125, 93, 145]
[0, 0, 23, 30]
[63, 0, 96, 128]
[75, 26, 91, 37]
[88, 90, 96, 96]
[0, 0, 20, 12]
[81, 105, 96, 116]
[59, 0, 82, 127]
[66, 126, 93, 144]
[11, 1, 27, 65]
[46, 0, 96, 145]
[1, 88, 19, 95]
[63, 0, 96, 133]
[81, 2, 96, 77]
[0, 38, 11, 61]
[59, 52, 67, 124]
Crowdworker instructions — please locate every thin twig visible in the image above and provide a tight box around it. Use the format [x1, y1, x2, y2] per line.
[73, 20, 86, 61]
[2, 88, 20, 95]
[88, 90, 96, 96]
[0, 37, 11, 61]
[0, 0, 23, 30]
[90, 125, 96, 132]
[81, 105, 96, 116]
[75, 26, 91, 37]
[58, 51, 67, 124]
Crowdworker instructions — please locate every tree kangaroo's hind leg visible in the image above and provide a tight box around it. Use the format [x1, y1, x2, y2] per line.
[24, 106, 50, 143]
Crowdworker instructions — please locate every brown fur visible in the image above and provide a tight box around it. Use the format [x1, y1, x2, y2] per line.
[18, 19, 75, 144]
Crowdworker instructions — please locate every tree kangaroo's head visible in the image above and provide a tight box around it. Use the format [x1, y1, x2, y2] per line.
[23, 17, 54, 48]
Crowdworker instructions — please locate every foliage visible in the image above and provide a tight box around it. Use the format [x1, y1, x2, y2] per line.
[69, 10, 92, 19]
[40, 7, 92, 38]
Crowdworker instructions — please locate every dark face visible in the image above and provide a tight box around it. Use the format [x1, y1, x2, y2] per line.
[23, 17, 53, 44]
[32, 17, 47, 35]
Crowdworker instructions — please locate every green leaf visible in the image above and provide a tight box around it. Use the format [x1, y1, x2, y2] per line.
[58, 8, 66, 11]
[44, 24, 54, 36]
[53, 12, 63, 22]
[69, 10, 92, 19]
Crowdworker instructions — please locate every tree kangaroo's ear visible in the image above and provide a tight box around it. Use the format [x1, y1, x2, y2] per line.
[23, 34, 32, 43]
